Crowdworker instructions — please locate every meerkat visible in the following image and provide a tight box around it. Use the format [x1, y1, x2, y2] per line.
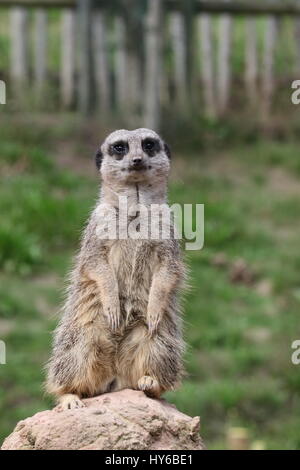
[46, 128, 186, 410]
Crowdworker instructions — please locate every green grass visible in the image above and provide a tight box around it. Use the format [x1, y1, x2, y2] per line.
[0, 115, 300, 449]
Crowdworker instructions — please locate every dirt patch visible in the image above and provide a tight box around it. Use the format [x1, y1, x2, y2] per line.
[0, 319, 16, 336]
[171, 152, 248, 186]
[53, 140, 95, 178]
[267, 167, 300, 197]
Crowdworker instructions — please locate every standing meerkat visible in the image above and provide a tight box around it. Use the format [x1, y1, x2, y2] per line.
[46, 128, 186, 410]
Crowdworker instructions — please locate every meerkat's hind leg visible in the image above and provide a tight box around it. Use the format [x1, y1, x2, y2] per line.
[58, 393, 86, 411]
[137, 376, 161, 398]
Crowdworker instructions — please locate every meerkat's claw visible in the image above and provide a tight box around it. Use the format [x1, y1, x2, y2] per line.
[137, 375, 161, 398]
[104, 304, 121, 332]
[147, 317, 160, 336]
[147, 322, 155, 336]
[58, 394, 86, 411]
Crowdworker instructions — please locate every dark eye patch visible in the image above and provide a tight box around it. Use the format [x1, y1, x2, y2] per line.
[164, 142, 171, 159]
[142, 138, 160, 157]
[108, 140, 129, 159]
[95, 148, 103, 169]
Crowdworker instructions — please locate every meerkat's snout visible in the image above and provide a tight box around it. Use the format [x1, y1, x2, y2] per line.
[130, 156, 145, 171]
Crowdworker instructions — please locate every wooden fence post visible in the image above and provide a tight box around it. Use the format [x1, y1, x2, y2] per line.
[144, 0, 162, 130]
[245, 17, 258, 104]
[197, 13, 216, 118]
[77, 0, 94, 114]
[34, 8, 47, 103]
[10, 7, 29, 96]
[125, 0, 144, 122]
[114, 15, 128, 112]
[169, 10, 188, 110]
[60, 9, 75, 108]
[160, 16, 171, 109]
[217, 4, 232, 115]
[261, 16, 278, 119]
[92, 9, 110, 112]
[294, 14, 300, 74]
[184, 0, 195, 103]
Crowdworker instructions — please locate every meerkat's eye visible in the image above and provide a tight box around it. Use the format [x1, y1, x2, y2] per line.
[109, 141, 128, 159]
[114, 142, 126, 153]
[144, 139, 155, 151]
[142, 138, 160, 156]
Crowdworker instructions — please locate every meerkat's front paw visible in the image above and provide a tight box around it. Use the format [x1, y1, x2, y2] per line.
[137, 375, 161, 398]
[58, 394, 86, 411]
[104, 303, 121, 332]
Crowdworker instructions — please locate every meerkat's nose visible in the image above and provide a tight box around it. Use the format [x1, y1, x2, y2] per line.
[132, 156, 143, 167]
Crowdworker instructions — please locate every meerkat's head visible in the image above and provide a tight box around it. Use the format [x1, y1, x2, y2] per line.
[95, 128, 171, 186]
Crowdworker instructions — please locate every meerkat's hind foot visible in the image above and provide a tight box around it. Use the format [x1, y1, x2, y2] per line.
[137, 376, 161, 398]
[58, 393, 86, 411]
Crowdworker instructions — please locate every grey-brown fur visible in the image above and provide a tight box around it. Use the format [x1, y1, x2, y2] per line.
[46, 128, 186, 409]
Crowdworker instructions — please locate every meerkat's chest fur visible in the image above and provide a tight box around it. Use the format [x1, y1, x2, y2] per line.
[107, 237, 160, 324]
[92, 181, 168, 323]
[109, 239, 158, 286]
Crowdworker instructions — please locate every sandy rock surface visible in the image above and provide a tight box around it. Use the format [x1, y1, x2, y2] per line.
[1, 389, 205, 450]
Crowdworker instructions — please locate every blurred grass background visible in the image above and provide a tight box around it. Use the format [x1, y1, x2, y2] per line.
[1, 112, 300, 449]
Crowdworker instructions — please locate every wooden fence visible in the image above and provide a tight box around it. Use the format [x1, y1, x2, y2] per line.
[1, 0, 300, 129]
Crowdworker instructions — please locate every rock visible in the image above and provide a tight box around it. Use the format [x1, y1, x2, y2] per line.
[211, 252, 228, 268]
[244, 327, 271, 344]
[229, 258, 256, 285]
[255, 279, 273, 297]
[1, 389, 205, 451]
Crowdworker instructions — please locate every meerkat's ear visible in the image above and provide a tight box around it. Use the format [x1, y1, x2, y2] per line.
[95, 148, 103, 170]
[163, 142, 171, 159]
